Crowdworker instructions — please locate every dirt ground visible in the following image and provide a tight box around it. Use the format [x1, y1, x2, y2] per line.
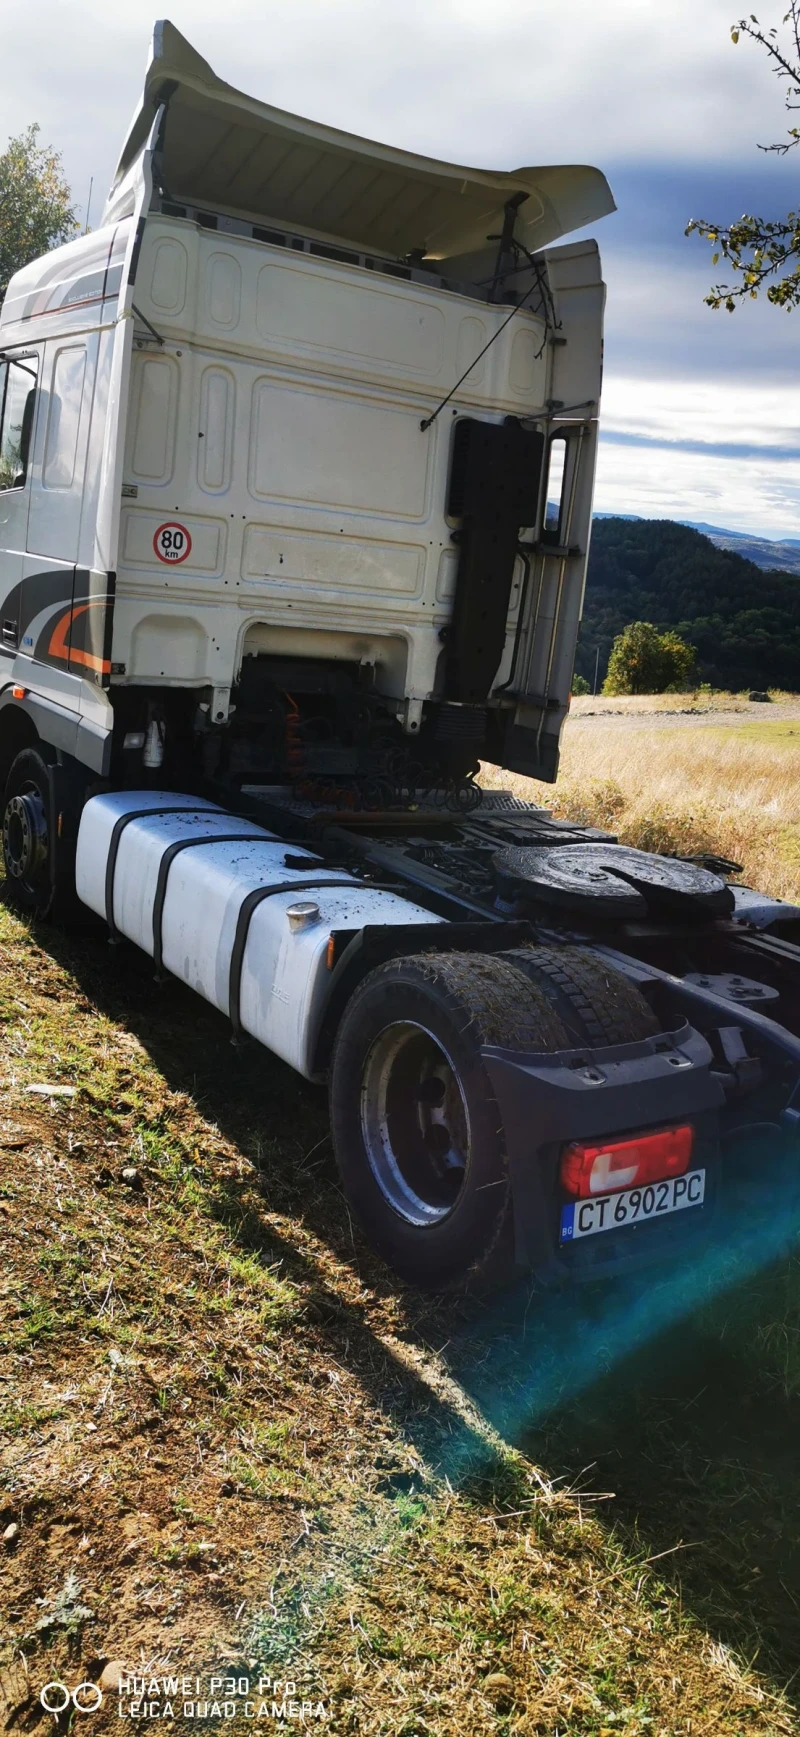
[568, 696, 800, 725]
[567, 697, 800, 738]
[2, 753, 800, 1732]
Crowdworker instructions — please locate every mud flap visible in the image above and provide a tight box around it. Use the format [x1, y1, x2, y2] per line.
[481, 1020, 725, 1283]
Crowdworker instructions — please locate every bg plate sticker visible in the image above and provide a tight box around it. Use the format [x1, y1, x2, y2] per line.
[153, 521, 192, 564]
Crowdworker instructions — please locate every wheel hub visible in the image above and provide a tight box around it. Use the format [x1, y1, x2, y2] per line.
[3, 787, 49, 883]
[360, 1022, 470, 1226]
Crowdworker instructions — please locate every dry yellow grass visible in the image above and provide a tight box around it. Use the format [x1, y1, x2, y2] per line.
[481, 695, 800, 904]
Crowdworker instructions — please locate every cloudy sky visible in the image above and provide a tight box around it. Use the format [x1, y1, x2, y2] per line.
[5, 0, 800, 536]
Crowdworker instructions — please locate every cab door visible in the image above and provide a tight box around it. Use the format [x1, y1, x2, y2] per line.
[0, 352, 38, 661]
[23, 334, 98, 672]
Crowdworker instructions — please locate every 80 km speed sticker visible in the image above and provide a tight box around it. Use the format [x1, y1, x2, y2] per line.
[153, 521, 192, 564]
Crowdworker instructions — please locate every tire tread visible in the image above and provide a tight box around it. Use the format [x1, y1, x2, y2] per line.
[506, 945, 660, 1047]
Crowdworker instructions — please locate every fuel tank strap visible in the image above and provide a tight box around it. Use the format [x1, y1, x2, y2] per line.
[151, 833, 269, 975]
[228, 878, 361, 1039]
[105, 805, 219, 937]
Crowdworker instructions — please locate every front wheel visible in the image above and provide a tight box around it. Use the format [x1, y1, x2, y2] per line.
[2, 747, 58, 915]
[329, 951, 570, 1290]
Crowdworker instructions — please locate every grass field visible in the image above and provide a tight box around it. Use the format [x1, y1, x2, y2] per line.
[2, 702, 800, 1733]
[481, 694, 800, 905]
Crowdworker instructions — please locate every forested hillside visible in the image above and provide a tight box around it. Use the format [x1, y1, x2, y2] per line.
[577, 518, 800, 690]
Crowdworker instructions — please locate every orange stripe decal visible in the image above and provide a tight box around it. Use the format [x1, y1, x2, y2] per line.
[47, 601, 111, 675]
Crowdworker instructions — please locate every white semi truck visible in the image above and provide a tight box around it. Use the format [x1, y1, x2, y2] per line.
[2, 22, 799, 1289]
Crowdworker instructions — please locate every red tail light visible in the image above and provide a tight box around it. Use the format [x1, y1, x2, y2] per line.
[560, 1124, 694, 1200]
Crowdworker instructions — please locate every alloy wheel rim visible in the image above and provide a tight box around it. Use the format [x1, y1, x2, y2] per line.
[360, 1021, 470, 1226]
[3, 785, 49, 888]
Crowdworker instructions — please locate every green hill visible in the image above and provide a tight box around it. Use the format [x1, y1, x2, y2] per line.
[577, 518, 800, 691]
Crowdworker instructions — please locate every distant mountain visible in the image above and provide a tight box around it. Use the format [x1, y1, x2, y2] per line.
[593, 512, 800, 575]
[578, 517, 800, 691]
[682, 522, 800, 575]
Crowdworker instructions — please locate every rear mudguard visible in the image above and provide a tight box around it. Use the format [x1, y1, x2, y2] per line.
[482, 1020, 724, 1283]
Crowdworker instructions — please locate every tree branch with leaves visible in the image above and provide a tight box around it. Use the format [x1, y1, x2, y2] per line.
[0, 124, 76, 302]
[687, 5, 800, 309]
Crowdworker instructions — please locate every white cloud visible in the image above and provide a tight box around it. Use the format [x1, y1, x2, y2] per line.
[593, 374, 800, 535]
[601, 374, 800, 452]
[595, 435, 800, 536]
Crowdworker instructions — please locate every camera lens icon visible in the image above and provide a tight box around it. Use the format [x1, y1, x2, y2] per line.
[40, 1681, 103, 1714]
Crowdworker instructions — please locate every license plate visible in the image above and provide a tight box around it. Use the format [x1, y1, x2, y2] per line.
[560, 1169, 706, 1242]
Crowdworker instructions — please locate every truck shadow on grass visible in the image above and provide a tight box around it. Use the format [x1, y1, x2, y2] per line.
[19, 908, 507, 1467]
[439, 1189, 800, 1699]
[532, 1302, 800, 1690]
[19, 903, 800, 1709]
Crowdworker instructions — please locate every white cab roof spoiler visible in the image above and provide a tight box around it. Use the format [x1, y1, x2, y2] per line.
[104, 19, 615, 260]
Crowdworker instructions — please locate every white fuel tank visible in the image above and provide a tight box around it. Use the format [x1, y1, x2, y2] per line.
[75, 791, 443, 1077]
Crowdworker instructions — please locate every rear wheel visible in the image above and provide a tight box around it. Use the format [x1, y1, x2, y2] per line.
[329, 951, 570, 1289]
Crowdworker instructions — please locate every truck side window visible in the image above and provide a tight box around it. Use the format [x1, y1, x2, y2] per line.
[42, 345, 86, 490]
[542, 434, 568, 545]
[0, 354, 39, 491]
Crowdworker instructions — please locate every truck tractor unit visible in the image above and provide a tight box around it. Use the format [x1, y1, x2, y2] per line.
[1, 22, 799, 1289]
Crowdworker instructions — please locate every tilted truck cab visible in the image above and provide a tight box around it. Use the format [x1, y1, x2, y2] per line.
[0, 19, 613, 806]
[2, 22, 799, 1292]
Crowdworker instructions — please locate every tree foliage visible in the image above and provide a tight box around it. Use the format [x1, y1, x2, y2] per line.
[0, 125, 76, 300]
[602, 621, 695, 696]
[577, 519, 800, 691]
[687, 5, 800, 309]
